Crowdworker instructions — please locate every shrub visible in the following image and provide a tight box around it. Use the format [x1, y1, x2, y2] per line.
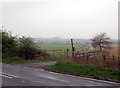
[1, 30, 18, 58]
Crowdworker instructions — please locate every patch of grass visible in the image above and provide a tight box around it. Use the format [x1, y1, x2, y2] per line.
[45, 62, 120, 80]
[2, 57, 27, 63]
[2, 57, 56, 64]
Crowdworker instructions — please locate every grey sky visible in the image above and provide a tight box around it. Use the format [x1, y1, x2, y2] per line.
[1, 0, 119, 39]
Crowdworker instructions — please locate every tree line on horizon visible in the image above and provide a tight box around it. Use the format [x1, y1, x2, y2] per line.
[33, 37, 117, 46]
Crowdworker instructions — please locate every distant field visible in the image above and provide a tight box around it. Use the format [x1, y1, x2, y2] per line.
[39, 45, 90, 51]
[39, 45, 90, 56]
[40, 45, 72, 51]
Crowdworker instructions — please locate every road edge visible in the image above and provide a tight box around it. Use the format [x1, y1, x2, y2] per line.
[41, 67, 120, 84]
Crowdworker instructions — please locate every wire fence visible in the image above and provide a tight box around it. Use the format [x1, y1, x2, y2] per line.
[46, 49, 119, 69]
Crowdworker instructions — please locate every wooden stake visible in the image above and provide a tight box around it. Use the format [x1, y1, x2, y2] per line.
[71, 39, 75, 58]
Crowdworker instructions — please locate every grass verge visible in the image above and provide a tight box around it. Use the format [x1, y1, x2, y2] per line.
[2, 57, 56, 64]
[45, 62, 120, 80]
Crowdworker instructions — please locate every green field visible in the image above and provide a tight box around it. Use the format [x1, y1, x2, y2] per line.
[40, 45, 72, 51]
[40, 45, 90, 51]
[39, 45, 90, 56]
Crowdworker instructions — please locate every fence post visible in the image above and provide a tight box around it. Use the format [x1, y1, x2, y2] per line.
[87, 54, 89, 63]
[79, 53, 81, 58]
[44, 50, 46, 57]
[89, 52, 90, 57]
[67, 49, 69, 61]
[103, 55, 105, 62]
[53, 50, 55, 55]
[83, 52, 84, 58]
[71, 39, 75, 59]
[59, 50, 62, 60]
[64, 50, 66, 59]
[113, 55, 115, 60]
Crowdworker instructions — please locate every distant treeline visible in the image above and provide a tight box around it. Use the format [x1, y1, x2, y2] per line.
[32, 37, 118, 45]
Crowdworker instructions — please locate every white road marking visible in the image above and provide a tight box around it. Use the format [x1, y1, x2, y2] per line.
[48, 72, 59, 74]
[24, 67, 28, 69]
[32, 81, 36, 82]
[0, 74, 12, 79]
[39, 75, 69, 83]
[34, 69, 44, 71]
[0, 72, 20, 78]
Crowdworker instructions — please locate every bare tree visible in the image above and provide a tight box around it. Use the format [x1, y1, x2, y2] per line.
[91, 32, 112, 52]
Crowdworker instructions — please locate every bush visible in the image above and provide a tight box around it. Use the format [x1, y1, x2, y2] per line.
[1, 30, 49, 60]
[2, 30, 18, 58]
[18, 36, 39, 60]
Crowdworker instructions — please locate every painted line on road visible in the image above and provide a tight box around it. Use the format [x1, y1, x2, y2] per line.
[34, 69, 44, 71]
[0, 72, 20, 78]
[0, 74, 13, 79]
[48, 72, 59, 75]
[39, 74, 69, 83]
[24, 67, 28, 69]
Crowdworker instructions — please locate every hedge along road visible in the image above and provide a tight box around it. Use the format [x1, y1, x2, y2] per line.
[1, 62, 119, 86]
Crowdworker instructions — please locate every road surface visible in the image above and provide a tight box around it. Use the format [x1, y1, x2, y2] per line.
[1, 63, 119, 87]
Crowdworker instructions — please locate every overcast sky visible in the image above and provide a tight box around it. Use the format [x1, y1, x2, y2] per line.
[1, 0, 119, 39]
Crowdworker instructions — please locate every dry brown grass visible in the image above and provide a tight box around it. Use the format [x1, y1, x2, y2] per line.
[61, 50, 119, 69]
[72, 55, 119, 69]
[105, 45, 118, 58]
[53, 45, 119, 69]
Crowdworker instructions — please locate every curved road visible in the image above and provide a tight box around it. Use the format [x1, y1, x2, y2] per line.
[1, 63, 120, 87]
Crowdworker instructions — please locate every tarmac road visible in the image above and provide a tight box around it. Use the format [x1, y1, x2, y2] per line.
[1, 63, 119, 87]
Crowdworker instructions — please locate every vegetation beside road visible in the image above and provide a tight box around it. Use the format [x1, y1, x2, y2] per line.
[45, 62, 120, 80]
[1, 30, 49, 61]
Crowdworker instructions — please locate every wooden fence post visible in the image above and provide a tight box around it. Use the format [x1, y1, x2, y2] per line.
[53, 50, 55, 55]
[113, 55, 115, 60]
[44, 50, 46, 57]
[87, 54, 89, 63]
[83, 52, 84, 58]
[103, 55, 105, 62]
[79, 53, 81, 58]
[67, 49, 69, 61]
[64, 50, 66, 59]
[89, 52, 90, 57]
[71, 39, 75, 59]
